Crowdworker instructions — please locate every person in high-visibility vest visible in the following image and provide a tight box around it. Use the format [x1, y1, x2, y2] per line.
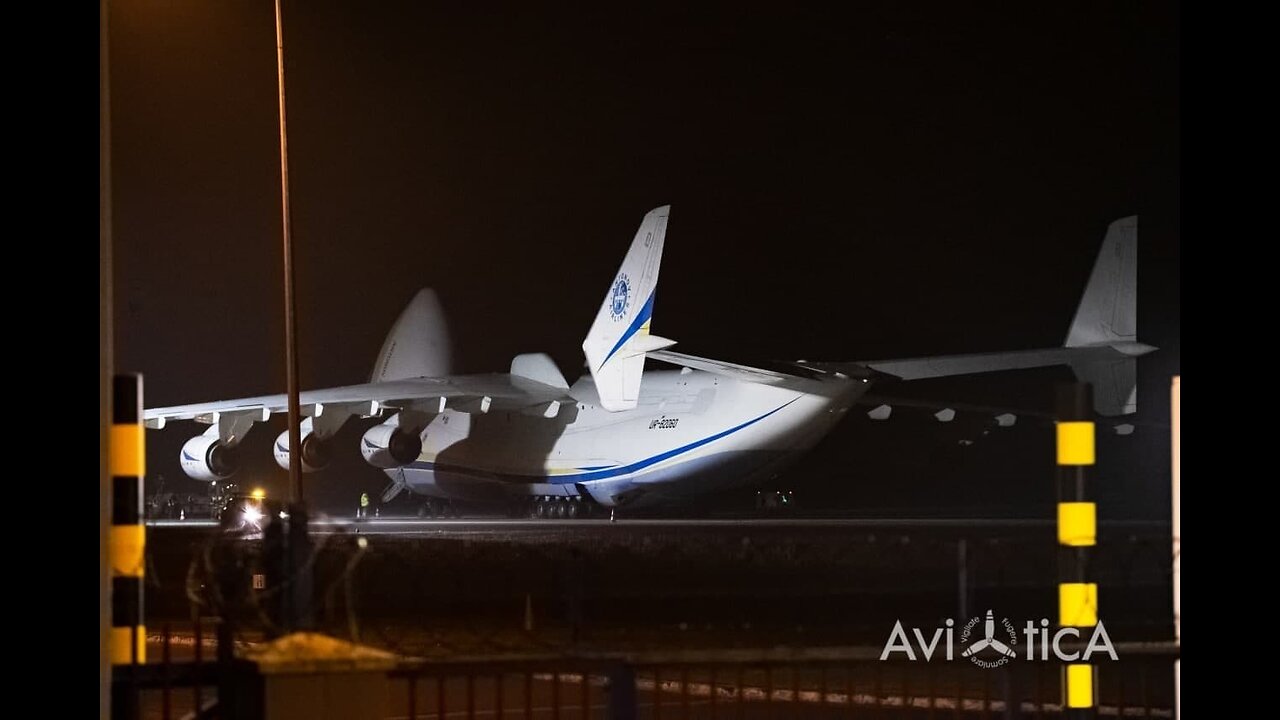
[358, 492, 370, 519]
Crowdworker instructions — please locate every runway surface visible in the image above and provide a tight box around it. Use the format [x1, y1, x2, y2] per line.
[146, 516, 1166, 538]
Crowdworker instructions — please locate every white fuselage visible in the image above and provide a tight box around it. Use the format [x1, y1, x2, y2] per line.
[389, 368, 869, 507]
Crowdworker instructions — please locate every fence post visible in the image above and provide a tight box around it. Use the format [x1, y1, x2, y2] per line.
[1056, 383, 1097, 719]
[606, 664, 637, 720]
[288, 502, 315, 630]
[1001, 664, 1019, 720]
[263, 509, 285, 637]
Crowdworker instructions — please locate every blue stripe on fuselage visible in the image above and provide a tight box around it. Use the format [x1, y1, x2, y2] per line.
[408, 396, 800, 484]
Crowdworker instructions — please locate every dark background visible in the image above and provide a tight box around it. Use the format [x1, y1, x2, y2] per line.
[108, 1, 1179, 517]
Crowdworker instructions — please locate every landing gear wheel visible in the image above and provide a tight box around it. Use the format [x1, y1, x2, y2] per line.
[566, 502, 579, 519]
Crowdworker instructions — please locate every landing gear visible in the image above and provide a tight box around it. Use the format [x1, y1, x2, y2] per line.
[755, 490, 797, 513]
[524, 496, 593, 519]
[416, 497, 460, 519]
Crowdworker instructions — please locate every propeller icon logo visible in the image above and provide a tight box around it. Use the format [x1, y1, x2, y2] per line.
[960, 610, 1019, 668]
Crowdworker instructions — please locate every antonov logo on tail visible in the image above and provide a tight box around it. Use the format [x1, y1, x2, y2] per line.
[609, 273, 631, 320]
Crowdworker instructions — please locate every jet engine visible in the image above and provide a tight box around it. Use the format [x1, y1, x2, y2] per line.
[273, 422, 332, 473]
[180, 432, 240, 482]
[361, 420, 423, 468]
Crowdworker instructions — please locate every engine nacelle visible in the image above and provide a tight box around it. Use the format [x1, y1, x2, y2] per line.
[180, 433, 240, 482]
[361, 422, 423, 468]
[273, 426, 331, 473]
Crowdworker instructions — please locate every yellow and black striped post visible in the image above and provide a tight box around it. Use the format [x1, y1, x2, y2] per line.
[1057, 383, 1097, 717]
[110, 373, 146, 665]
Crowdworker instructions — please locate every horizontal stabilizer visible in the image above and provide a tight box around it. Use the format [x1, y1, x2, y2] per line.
[615, 334, 677, 360]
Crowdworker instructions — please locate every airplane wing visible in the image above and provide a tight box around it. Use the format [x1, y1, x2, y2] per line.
[852, 392, 1161, 436]
[146, 370, 579, 483]
[648, 349, 1150, 435]
[812, 216, 1153, 416]
[144, 374, 574, 429]
[848, 344, 1130, 382]
[654, 218, 1152, 417]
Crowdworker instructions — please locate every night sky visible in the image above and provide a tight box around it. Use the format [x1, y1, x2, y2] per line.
[108, 2, 1179, 516]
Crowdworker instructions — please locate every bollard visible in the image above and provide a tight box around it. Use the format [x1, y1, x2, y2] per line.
[110, 373, 146, 666]
[1056, 383, 1097, 718]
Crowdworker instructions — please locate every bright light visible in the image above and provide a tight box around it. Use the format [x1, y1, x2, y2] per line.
[251, 487, 267, 500]
[243, 504, 263, 525]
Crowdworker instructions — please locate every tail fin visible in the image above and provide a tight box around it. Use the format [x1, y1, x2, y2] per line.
[1065, 217, 1139, 415]
[582, 206, 676, 411]
[371, 288, 453, 382]
[1065, 216, 1137, 347]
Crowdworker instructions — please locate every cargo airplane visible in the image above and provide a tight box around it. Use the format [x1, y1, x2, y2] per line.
[146, 207, 1153, 515]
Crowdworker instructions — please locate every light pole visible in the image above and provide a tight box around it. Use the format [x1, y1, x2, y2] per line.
[101, 2, 114, 713]
[1172, 376, 1180, 717]
[274, 0, 303, 505]
[272, 0, 315, 634]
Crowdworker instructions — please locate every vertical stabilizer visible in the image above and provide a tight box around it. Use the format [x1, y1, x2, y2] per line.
[1065, 216, 1137, 347]
[1065, 216, 1140, 415]
[371, 289, 453, 382]
[581, 206, 676, 411]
